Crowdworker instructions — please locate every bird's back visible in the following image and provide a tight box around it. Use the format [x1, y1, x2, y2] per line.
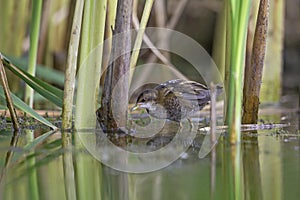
[154, 79, 211, 121]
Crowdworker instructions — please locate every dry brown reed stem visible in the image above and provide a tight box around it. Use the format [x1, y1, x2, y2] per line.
[242, 0, 270, 124]
[0, 54, 20, 131]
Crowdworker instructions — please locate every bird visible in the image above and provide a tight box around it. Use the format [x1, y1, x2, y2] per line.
[131, 79, 222, 124]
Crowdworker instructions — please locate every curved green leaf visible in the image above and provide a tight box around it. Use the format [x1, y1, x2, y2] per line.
[5, 55, 65, 87]
[2, 55, 63, 107]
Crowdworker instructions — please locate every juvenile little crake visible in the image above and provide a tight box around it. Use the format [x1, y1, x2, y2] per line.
[131, 79, 222, 122]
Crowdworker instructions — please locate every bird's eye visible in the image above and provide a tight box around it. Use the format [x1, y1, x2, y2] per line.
[140, 99, 146, 102]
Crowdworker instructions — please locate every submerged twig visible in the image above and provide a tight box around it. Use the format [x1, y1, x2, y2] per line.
[198, 123, 289, 132]
[210, 83, 217, 142]
[209, 82, 217, 196]
[0, 53, 20, 131]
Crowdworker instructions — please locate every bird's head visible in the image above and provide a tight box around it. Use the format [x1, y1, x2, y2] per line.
[131, 89, 158, 112]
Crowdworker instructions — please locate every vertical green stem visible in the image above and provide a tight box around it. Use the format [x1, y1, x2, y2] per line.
[62, 0, 84, 130]
[25, 132, 39, 200]
[25, 0, 43, 107]
[101, 0, 117, 76]
[24, 1, 43, 200]
[107, 0, 118, 31]
[61, 1, 85, 199]
[92, 0, 109, 106]
[78, 0, 93, 67]
[73, 1, 107, 200]
[225, 1, 251, 200]
[75, 0, 107, 129]
[226, 0, 251, 143]
[233, 145, 243, 200]
[130, 0, 154, 78]
[73, 1, 93, 199]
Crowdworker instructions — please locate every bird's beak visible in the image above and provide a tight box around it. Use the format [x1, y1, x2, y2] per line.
[130, 104, 139, 112]
[131, 102, 149, 111]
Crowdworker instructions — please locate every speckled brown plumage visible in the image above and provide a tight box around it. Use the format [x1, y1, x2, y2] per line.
[132, 79, 221, 122]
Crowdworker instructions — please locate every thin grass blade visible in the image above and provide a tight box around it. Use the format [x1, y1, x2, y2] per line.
[0, 87, 57, 129]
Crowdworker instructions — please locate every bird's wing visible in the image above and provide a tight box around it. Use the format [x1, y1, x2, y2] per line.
[169, 81, 211, 110]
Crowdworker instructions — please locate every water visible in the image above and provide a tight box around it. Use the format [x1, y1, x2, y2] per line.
[0, 105, 299, 200]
